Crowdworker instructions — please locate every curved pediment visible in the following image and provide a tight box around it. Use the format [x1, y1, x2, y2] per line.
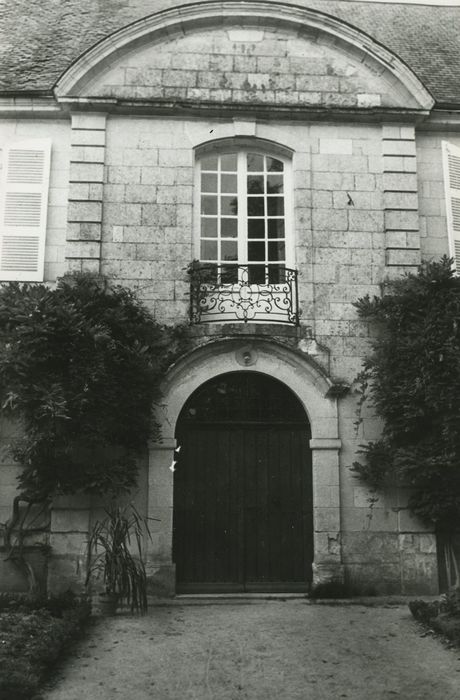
[55, 1, 433, 113]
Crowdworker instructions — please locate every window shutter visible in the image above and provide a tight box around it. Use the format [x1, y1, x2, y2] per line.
[442, 141, 460, 274]
[0, 139, 51, 281]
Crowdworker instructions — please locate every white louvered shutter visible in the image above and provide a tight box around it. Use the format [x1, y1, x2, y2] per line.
[442, 141, 460, 274]
[0, 139, 51, 281]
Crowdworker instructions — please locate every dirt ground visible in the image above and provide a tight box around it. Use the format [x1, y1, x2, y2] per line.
[42, 599, 460, 700]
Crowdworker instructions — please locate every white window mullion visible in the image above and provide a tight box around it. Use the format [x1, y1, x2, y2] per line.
[442, 141, 460, 274]
[237, 151, 247, 271]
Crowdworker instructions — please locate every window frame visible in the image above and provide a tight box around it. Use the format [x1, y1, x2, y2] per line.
[193, 142, 294, 281]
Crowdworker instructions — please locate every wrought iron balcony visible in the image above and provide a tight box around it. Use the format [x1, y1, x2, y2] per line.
[190, 264, 299, 325]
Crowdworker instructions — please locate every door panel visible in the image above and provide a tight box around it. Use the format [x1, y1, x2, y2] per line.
[174, 423, 313, 593]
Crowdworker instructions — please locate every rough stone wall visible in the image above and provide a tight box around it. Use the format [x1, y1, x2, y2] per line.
[0, 120, 70, 282]
[83, 25, 415, 109]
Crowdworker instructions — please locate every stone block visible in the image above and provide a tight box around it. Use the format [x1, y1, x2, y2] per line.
[67, 200, 102, 223]
[162, 69, 197, 88]
[348, 210, 384, 232]
[312, 172, 355, 191]
[314, 507, 341, 532]
[104, 202, 142, 226]
[124, 184, 158, 203]
[357, 93, 381, 108]
[66, 241, 101, 259]
[343, 563, 402, 595]
[71, 114, 107, 130]
[49, 531, 88, 555]
[71, 145, 105, 163]
[107, 165, 141, 184]
[70, 162, 104, 183]
[383, 172, 418, 192]
[51, 509, 91, 533]
[385, 191, 419, 210]
[71, 129, 106, 147]
[312, 154, 368, 173]
[158, 149, 192, 168]
[341, 531, 400, 564]
[319, 138, 352, 155]
[383, 139, 416, 156]
[385, 210, 419, 231]
[123, 148, 158, 167]
[125, 68, 162, 86]
[383, 155, 417, 173]
[354, 174, 376, 191]
[67, 222, 101, 241]
[141, 203, 177, 227]
[312, 208, 348, 231]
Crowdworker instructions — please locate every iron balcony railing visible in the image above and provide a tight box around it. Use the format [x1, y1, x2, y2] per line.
[190, 264, 299, 325]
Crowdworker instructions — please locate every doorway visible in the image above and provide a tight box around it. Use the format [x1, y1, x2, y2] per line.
[173, 372, 313, 592]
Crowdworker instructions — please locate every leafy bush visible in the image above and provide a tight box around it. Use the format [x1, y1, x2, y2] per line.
[0, 593, 91, 699]
[0, 273, 185, 499]
[352, 258, 460, 529]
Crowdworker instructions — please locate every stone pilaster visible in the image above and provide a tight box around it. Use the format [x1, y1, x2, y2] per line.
[382, 125, 421, 272]
[66, 113, 106, 274]
[146, 438, 177, 596]
[310, 438, 345, 586]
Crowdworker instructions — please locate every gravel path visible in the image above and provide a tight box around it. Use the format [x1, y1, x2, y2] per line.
[42, 600, 460, 699]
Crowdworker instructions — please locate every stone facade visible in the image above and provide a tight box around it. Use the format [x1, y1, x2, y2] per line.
[0, 1, 458, 596]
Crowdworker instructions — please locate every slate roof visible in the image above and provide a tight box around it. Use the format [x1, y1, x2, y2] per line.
[1, 0, 460, 106]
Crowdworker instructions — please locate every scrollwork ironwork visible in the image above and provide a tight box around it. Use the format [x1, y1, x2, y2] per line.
[190, 264, 299, 325]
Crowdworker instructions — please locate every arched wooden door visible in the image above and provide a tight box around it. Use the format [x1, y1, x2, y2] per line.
[173, 372, 313, 593]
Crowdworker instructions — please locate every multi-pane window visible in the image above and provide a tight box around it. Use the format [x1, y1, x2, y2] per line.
[198, 151, 290, 284]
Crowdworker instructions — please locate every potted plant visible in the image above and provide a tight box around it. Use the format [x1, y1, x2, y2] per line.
[85, 503, 151, 614]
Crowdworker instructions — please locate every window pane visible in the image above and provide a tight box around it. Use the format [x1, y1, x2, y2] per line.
[221, 218, 238, 237]
[201, 218, 218, 237]
[267, 174, 283, 194]
[268, 241, 285, 261]
[221, 174, 237, 193]
[248, 242, 265, 261]
[247, 175, 264, 194]
[221, 196, 238, 215]
[201, 195, 217, 215]
[221, 265, 238, 283]
[221, 154, 237, 171]
[201, 173, 218, 192]
[267, 197, 284, 216]
[201, 240, 217, 260]
[201, 156, 218, 171]
[221, 240, 238, 261]
[247, 197, 265, 216]
[267, 219, 285, 238]
[267, 157, 284, 172]
[268, 265, 285, 284]
[248, 219, 265, 239]
[247, 153, 264, 172]
[248, 265, 266, 284]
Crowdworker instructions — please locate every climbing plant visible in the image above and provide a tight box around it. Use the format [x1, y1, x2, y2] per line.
[0, 273, 187, 591]
[0, 273, 185, 500]
[352, 257, 460, 537]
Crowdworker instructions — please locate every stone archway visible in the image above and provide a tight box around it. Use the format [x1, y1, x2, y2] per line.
[146, 339, 343, 595]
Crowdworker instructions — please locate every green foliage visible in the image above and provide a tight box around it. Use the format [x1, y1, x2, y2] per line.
[0, 274, 185, 499]
[86, 503, 150, 613]
[0, 594, 91, 699]
[352, 257, 460, 528]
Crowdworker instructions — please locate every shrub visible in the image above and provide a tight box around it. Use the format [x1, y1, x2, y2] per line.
[0, 593, 91, 699]
[352, 258, 460, 529]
